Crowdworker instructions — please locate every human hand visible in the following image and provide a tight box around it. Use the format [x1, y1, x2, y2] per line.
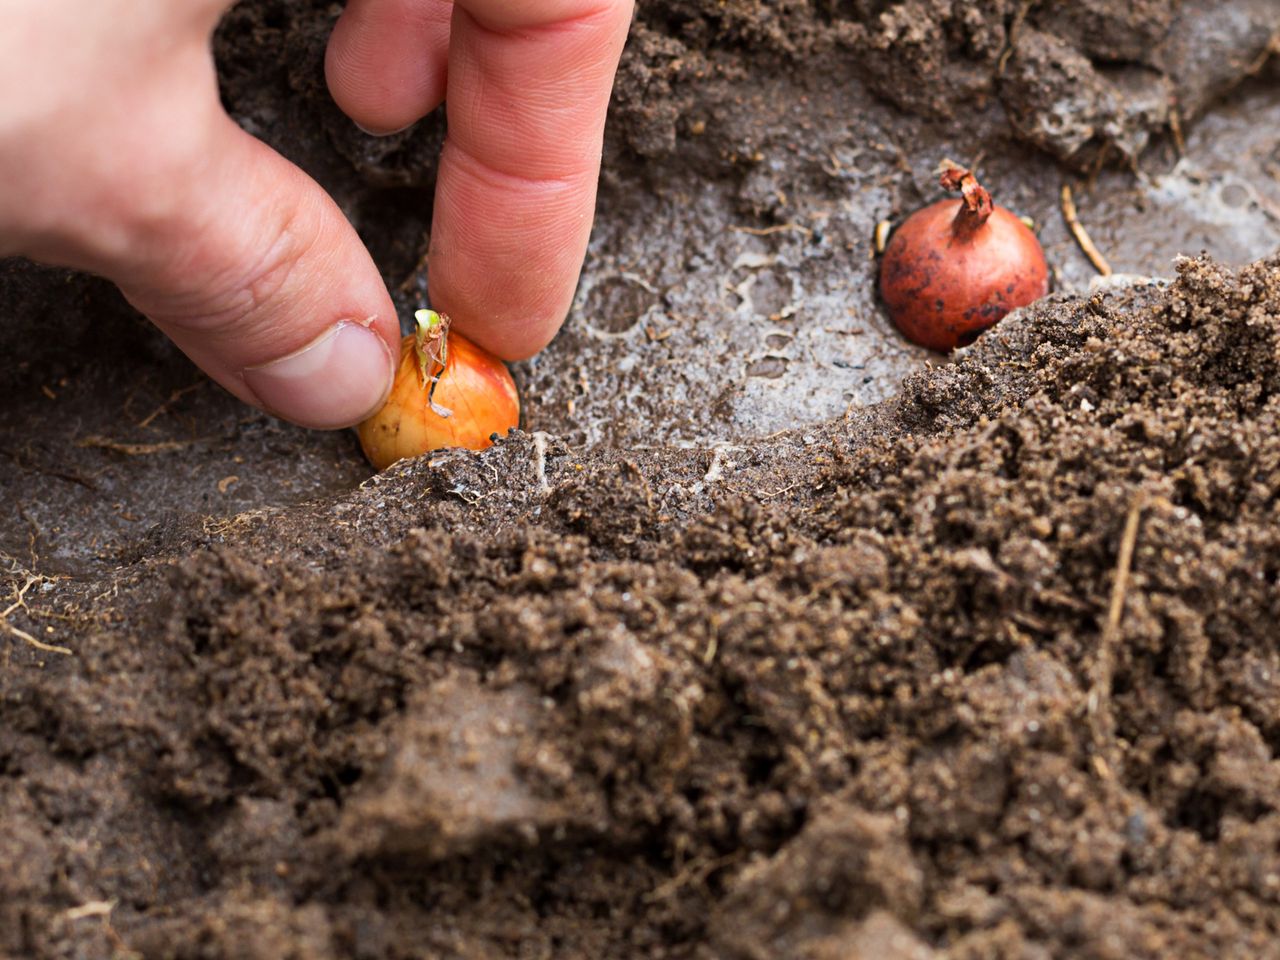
[0, 0, 633, 429]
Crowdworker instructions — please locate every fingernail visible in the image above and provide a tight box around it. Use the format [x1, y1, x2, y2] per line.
[243, 321, 395, 429]
[354, 119, 414, 137]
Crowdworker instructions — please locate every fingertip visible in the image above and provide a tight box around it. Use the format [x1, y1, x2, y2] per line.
[423, 0, 630, 363]
[325, 0, 451, 136]
[451, 308, 565, 362]
[426, 139, 597, 363]
[242, 319, 397, 429]
[352, 119, 415, 138]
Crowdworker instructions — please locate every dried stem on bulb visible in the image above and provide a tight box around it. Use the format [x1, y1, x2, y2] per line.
[878, 157, 1049, 351]
[938, 160, 993, 237]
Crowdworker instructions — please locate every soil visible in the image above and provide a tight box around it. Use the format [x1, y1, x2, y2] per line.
[3, 1, 1280, 958]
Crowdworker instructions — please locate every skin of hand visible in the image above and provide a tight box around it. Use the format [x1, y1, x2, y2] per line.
[0, 0, 633, 429]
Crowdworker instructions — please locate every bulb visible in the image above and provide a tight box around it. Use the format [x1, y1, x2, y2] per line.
[879, 161, 1049, 352]
[357, 309, 520, 470]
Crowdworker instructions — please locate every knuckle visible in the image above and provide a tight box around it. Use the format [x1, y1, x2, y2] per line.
[134, 194, 323, 338]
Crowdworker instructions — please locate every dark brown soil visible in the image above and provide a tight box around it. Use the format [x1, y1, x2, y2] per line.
[4, 1, 1280, 958]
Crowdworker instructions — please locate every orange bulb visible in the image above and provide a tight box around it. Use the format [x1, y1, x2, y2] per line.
[357, 310, 520, 470]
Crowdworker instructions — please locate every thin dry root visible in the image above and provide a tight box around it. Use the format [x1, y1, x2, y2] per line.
[730, 223, 813, 238]
[1087, 493, 1146, 773]
[2, 575, 72, 656]
[78, 436, 196, 456]
[1061, 183, 1113, 276]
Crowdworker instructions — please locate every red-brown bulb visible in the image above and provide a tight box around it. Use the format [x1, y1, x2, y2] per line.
[879, 162, 1049, 352]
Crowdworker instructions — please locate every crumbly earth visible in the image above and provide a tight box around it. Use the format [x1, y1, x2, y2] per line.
[3, 1, 1280, 959]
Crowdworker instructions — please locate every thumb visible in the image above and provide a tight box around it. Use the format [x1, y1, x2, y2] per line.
[115, 113, 400, 430]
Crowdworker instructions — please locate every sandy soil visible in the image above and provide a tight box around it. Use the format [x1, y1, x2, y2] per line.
[2, 1, 1280, 957]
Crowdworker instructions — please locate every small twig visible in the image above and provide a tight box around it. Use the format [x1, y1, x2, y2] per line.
[1167, 101, 1186, 157]
[1216, 175, 1280, 226]
[1087, 493, 1146, 772]
[996, 0, 1034, 75]
[77, 436, 200, 456]
[531, 432, 552, 495]
[61, 899, 132, 958]
[871, 137, 913, 176]
[730, 223, 813, 238]
[0, 619, 64, 660]
[137, 381, 205, 428]
[758, 480, 803, 500]
[63, 900, 116, 922]
[1061, 183, 1113, 277]
[618, 272, 659, 294]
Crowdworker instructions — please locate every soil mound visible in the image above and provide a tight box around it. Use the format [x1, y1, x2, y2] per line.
[6, 255, 1280, 957]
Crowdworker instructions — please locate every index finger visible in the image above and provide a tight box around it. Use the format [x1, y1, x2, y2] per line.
[427, 0, 633, 360]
